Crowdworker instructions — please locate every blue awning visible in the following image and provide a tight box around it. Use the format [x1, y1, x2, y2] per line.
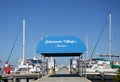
[36, 36, 86, 56]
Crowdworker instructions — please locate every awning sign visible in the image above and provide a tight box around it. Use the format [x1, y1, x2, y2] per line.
[45, 40, 77, 48]
[36, 36, 86, 53]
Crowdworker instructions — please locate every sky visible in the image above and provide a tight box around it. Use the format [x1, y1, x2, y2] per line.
[0, 0, 120, 65]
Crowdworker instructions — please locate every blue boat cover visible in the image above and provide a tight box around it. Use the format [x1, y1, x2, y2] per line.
[36, 36, 86, 54]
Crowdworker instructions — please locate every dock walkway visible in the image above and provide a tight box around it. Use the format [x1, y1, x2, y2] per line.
[35, 76, 91, 82]
[35, 67, 91, 82]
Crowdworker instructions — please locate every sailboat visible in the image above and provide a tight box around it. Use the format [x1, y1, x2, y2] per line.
[15, 19, 44, 74]
[86, 13, 120, 74]
[101, 13, 120, 69]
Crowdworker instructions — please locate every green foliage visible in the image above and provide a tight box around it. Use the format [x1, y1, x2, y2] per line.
[0, 67, 1, 81]
[0, 60, 1, 81]
[0, 75, 1, 81]
[0, 67, 1, 71]
[113, 68, 120, 82]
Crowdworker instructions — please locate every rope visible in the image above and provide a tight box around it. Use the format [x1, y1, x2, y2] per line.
[90, 17, 108, 59]
[26, 23, 36, 56]
[7, 25, 22, 62]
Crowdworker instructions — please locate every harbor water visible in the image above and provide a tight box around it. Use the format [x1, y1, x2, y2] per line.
[90, 79, 113, 82]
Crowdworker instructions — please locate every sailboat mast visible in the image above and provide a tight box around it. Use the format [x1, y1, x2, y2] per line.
[109, 13, 112, 60]
[86, 36, 88, 59]
[23, 19, 25, 62]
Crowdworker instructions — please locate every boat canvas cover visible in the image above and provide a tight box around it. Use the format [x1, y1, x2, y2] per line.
[36, 36, 86, 56]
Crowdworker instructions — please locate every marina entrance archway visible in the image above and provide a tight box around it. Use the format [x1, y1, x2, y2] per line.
[36, 36, 86, 76]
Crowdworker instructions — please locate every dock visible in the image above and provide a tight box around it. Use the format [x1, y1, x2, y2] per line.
[2, 67, 91, 82]
[2, 73, 42, 82]
[35, 66, 91, 82]
[35, 76, 91, 82]
[2, 66, 115, 82]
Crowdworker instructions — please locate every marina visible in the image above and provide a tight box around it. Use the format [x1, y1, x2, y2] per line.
[2, 65, 91, 82]
[1, 65, 116, 82]
[0, 13, 120, 82]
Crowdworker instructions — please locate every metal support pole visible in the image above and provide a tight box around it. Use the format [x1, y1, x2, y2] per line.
[84, 53, 87, 78]
[70, 59, 72, 74]
[81, 56, 82, 76]
[78, 56, 80, 75]
[54, 59, 55, 74]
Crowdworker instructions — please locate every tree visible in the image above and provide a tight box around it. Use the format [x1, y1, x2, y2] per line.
[113, 68, 120, 82]
[0, 60, 2, 81]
